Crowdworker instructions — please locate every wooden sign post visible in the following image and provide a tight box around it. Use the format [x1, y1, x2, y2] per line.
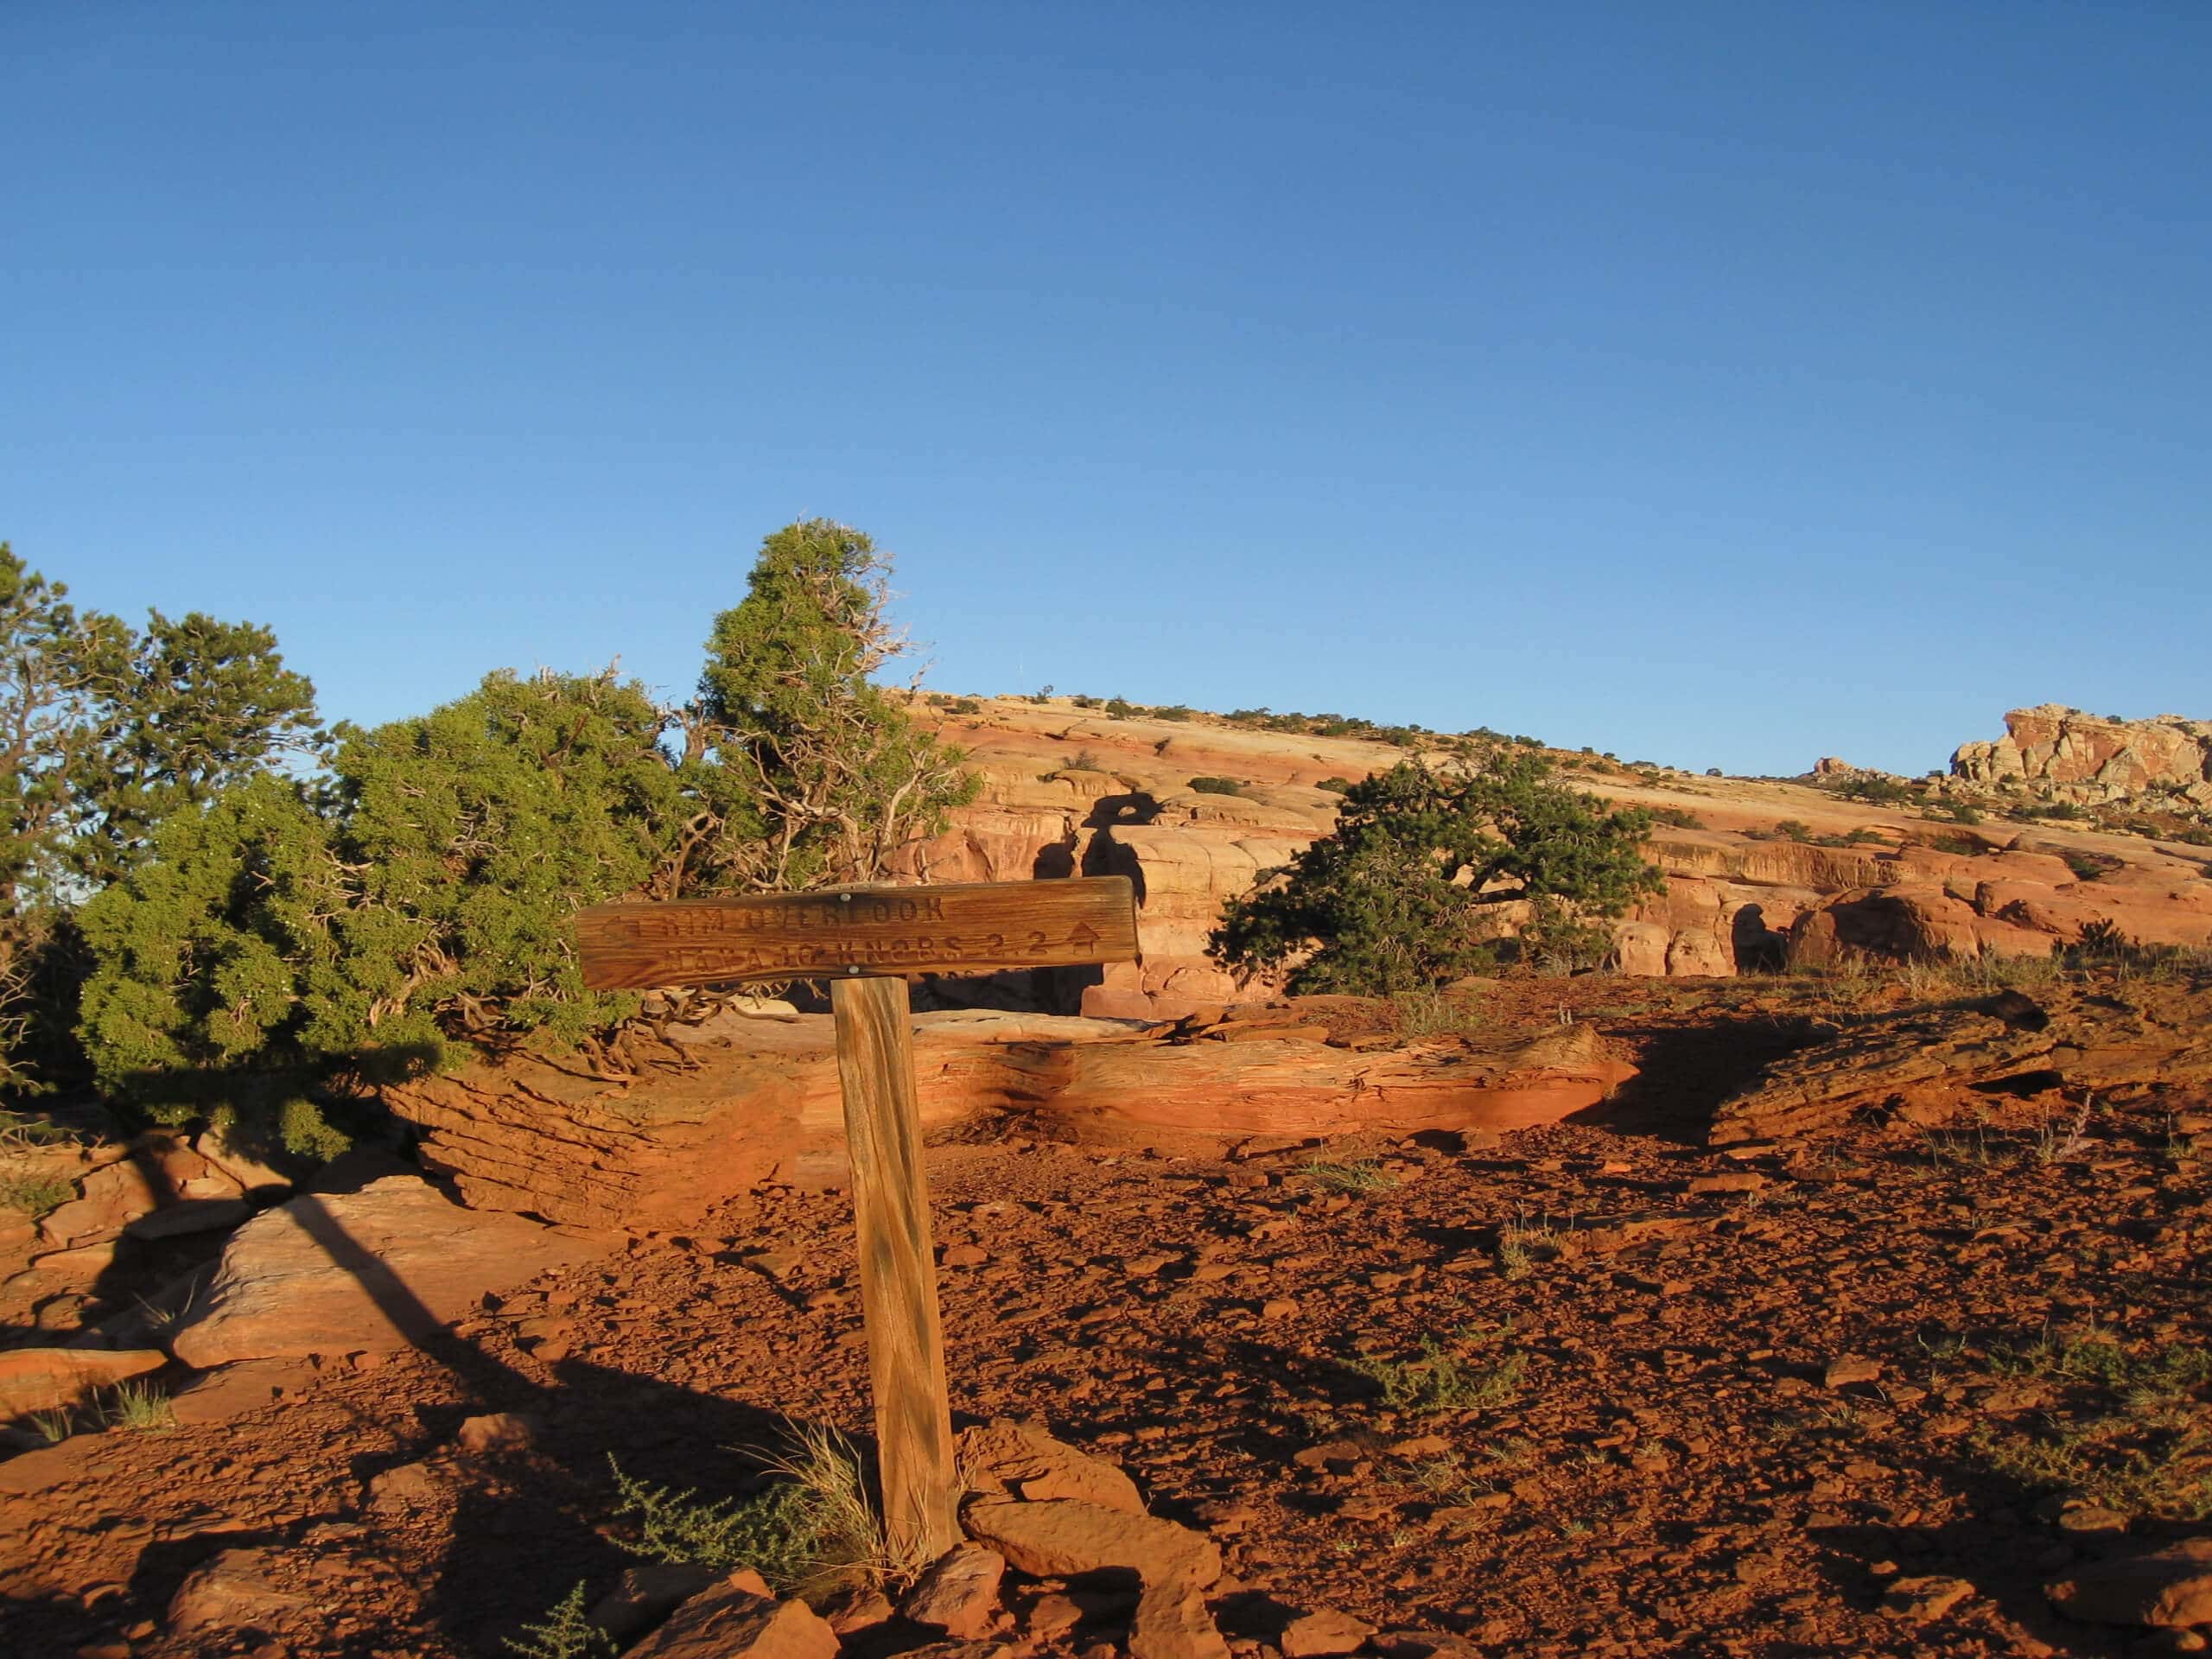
[576, 875, 1140, 1563]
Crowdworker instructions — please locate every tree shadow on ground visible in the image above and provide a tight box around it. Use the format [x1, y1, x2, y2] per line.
[1569, 1014, 1818, 1145]
[1791, 1437, 2142, 1657]
[0, 1194, 850, 1659]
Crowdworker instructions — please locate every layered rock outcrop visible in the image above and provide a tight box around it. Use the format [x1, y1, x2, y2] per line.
[1952, 705, 2212, 808]
[383, 1004, 1636, 1228]
[1710, 976, 2212, 1145]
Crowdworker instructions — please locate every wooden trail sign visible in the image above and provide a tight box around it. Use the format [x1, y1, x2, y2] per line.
[576, 875, 1139, 990]
[575, 875, 1140, 1562]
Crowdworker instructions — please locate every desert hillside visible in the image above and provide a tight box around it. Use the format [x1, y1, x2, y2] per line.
[895, 696, 2212, 1017]
[5, 683, 2211, 1659]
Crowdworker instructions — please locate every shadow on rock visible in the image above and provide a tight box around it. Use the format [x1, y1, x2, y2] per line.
[1569, 1015, 1817, 1144]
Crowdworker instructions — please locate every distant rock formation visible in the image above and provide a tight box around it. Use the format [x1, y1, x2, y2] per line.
[1952, 705, 2212, 809]
[894, 698, 2212, 1009]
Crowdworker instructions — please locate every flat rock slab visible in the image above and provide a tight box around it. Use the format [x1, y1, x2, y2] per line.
[2047, 1537, 2212, 1628]
[1281, 1609, 1378, 1658]
[168, 1547, 312, 1631]
[1130, 1580, 1230, 1659]
[625, 1578, 838, 1659]
[167, 1357, 324, 1426]
[957, 1422, 1146, 1513]
[962, 1497, 1222, 1588]
[38, 1160, 158, 1248]
[0, 1345, 167, 1418]
[124, 1198, 253, 1240]
[902, 1542, 1006, 1638]
[167, 1175, 608, 1368]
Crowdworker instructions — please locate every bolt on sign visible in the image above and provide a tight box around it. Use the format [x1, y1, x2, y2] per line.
[576, 875, 1140, 1560]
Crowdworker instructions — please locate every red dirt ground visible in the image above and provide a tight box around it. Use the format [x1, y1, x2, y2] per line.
[3, 972, 2208, 1659]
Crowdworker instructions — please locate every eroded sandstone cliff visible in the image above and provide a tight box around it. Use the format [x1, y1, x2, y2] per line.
[899, 697, 2212, 1017]
[1952, 704, 2212, 808]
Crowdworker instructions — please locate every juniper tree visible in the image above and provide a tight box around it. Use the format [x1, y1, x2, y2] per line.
[67, 609, 323, 890]
[0, 550, 120, 1087]
[74, 773, 344, 1107]
[0, 547, 122, 918]
[337, 666, 683, 1052]
[1208, 750, 1663, 994]
[675, 519, 975, 894]
[0, 549, 323, 1090]
[76, 520, 978, 1144]
[79, 669, 681, 1116]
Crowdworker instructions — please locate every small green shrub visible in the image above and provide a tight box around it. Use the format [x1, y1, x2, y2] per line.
[609, 1459, 819, 1588]
[1155, 705, 1193, 721]
[29, 1407, 73, 1445]
[1389, 987, 1484, 1040]
[1970, 1337, 2212, 1521]
[2062, 918, 2181, 969]
[1298, 1158, 1396, 1196]
[608, 1426, 904, 1594]
[99, 1379, 175, 1431]
[0, 1169, 74, 1216]
[1932, 835, 1981, 856]
[504, 1583, 613, 1659]
[1775, 819, 1812, 842]
[1315, 777, 1353, 795]
[1648, 807, 1705, 830]
[1497, 1217, 1560, 1279]
[1188, 777, 1245, 797]
[2064, 851, 2121, 881]
[1349, 1334, 1526, 1414]
[1103, 698, 1135, 719]
[1834, 775, 1916, 805]
[945, 697, 982, 715]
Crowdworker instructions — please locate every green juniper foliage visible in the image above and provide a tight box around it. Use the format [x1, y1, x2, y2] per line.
[677, 519, 976, 895]
[337, 667, 683, 1050]
[1, 546, 320, 1091]
[79, 669, 679, 1105]
[63, 522, 972, 1152]
[1208, 749, 1662, 994]
[67, 610, 323, 891]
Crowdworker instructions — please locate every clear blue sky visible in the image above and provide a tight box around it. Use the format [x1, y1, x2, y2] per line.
[6, 2, 2206, 777]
